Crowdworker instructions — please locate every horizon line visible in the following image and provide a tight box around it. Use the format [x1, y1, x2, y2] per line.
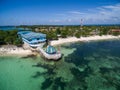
[0, 24, 120, 27]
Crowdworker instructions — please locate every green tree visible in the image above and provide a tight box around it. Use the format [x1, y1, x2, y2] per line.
[56, 28, 61, 34]
[61, 30, 67, 38]
[4, 36, 14, 44]
[112, 32, 120, 36]
[0, 30, 22, 45]
[46, 31, 58, 40]
[0, 31, 5, 44]
[13, 38, 23, 46]
[75, 32, 81, 38]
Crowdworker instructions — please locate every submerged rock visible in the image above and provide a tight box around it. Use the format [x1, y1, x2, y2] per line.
[32, 63, 56, 77]
[99, 67, 112, 74]
[21, 54, 37, 59]
[41, 78, 53, 90]
[52, 77, 66, 90]
[70, 66, 93, 81]
[99, 67, 120, 90]
[64, 46, 90, 66]
[32, 71, 46, 78]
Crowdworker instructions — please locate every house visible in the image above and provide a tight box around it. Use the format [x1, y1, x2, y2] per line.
[17, 31, 46, 47]
[111, 29, 120, 32]
[108, 29, 120, 35]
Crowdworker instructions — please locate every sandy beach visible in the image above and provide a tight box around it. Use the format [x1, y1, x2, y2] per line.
[0, 45, 33, 56]
[51, 35, 120, 46]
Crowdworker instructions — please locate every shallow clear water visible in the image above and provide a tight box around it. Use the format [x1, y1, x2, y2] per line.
[0, 40, 120, 90]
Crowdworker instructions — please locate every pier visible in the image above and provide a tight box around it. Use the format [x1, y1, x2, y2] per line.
[37, 47, 62, 60]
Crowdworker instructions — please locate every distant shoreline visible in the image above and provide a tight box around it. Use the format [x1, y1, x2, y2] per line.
[51, 35, 120, 46]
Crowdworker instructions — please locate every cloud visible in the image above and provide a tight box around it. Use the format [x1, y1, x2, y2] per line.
[68, 11, 86, 15]
[96, 3, 120, 22]
[50, 3, 120, 24]
[102, 3, 120, 10]
[55, 14, 66, 16]
[49, 19, 72, 23]
[49, 19, 62, 23]
[81, 3, 120, 24]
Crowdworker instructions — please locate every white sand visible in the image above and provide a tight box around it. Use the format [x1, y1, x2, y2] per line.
[8, 48, 32, 55]
[51, 35, 120, 46]
[0, 46, 33, 56]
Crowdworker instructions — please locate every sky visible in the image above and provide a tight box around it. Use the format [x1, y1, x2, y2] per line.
[0, 0, 120, 25]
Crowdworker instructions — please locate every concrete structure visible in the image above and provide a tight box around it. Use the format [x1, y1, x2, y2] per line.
[18, 31, 46, 47]
[38, 46, 62, 60]
[18, 31, 62, 60]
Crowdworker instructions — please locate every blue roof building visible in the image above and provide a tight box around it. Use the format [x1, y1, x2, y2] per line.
[18, 31, 46, 47]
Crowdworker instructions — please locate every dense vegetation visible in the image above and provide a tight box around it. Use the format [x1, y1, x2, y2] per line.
[33, 25, 120, 40]
[0, 30, 22, 46]
[0, 25, 120, 45]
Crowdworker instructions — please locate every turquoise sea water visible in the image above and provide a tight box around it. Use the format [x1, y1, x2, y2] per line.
[0, 26, 31, 31]
[0, 40, 120, 90]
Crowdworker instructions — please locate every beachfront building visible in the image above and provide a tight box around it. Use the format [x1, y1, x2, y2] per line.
[111, 29, 120, 33]
[108, 29, 120, 35]
[17, 31, 46, 47]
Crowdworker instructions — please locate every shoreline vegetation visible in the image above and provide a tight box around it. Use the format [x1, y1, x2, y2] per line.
[0, 25, 120, 56]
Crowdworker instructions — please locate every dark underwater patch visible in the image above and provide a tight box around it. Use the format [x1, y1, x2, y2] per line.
[32, 71, 46, 78]
[32, 63, 56, 76]
[41, 78, 53, 90]
[70, 66, 92, 81]
[64, 48, 90, 66]
[40, 77, 66, 90]
[99, 66, 120, 90]
[99, 67, 111, 74]
[53, 77, 66, 90]
[68, 67, 90, 90]
[103, 75, 120, 90]
[21, 54, 37, 59]
[65, 54, 89, 66]
[99, 67, 120, 75]
[64, 43, 94, 66]
[32, 63, 55, 69]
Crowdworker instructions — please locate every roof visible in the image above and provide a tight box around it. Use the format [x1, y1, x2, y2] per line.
[46, 45, 56, 54]
[18, 31, 46, 41]
[111, 29, 120, 32]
